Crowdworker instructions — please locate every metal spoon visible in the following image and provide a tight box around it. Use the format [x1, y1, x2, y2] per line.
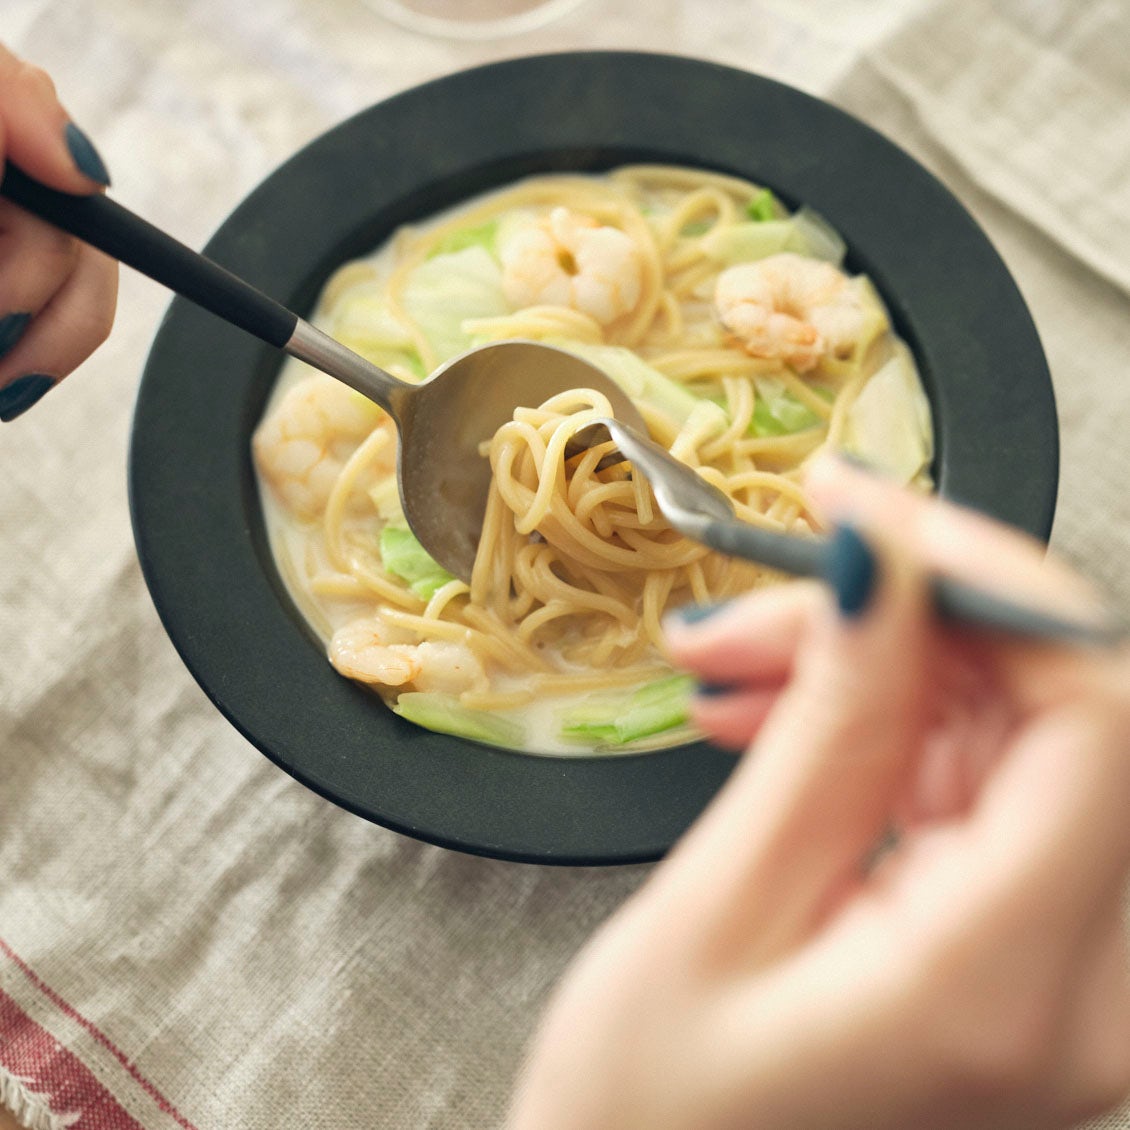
[574, 416, 1124, 648]
[0, 164, 644, 581]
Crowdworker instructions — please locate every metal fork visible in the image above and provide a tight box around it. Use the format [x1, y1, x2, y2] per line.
[571, 418, 1122, 648]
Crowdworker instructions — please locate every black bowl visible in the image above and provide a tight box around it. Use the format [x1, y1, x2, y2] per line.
[129, 51, 1057, 865]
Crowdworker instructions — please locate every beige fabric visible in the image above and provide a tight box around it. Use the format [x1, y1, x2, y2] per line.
[1, 0, 1127, 1126]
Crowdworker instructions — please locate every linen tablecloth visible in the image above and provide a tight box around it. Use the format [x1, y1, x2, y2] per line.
[2, 1, 1129, 1126]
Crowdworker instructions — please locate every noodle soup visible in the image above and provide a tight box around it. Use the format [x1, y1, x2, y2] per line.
[252, 166, 933, 754]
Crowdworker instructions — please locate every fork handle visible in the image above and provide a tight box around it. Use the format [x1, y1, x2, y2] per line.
[700, 519, 1121, 648]
[928, 574, 1121, 646]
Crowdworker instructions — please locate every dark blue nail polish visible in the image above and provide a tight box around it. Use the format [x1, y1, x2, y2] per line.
[65, 122, 110, 186]
[695, 681, 735, 697]
[674, 601, 729, 625]
[0, 313, 30, 360]
[826, 523, 877, 618]
[0, 375, 55, 422]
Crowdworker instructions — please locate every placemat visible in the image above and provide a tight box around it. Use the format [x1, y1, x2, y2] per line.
[2, 1, 1127, 1125]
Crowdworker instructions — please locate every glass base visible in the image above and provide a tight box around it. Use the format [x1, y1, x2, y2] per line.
[370, 0, 590, 39]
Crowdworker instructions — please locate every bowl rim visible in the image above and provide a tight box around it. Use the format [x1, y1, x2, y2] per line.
[129, 50, 1058, 865]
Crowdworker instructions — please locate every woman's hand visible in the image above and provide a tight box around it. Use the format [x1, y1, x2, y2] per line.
[0, 43, 117, 421]
[507, 457, 1130, 1130]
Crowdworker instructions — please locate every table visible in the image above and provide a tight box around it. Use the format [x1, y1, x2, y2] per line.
[3, 1, 1129, 1127]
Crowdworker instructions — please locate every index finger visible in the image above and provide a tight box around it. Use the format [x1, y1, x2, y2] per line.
[0, 44, 109, 191]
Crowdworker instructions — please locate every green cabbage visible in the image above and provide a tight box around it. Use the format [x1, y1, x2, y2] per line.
[429, 218, 500, 260]
[331, 292, 425, 378]
[379, 526, 455, 599]
[842, 345, 934, 482]
[702, 206, 846, 267]
[750, 377, 829, 436]
[560, 342, 728, 434]
[394, 692, 524, 747]
[402, 246, 509, 363]
[746, 187, 782, 221]
[559, 674, 695, 745]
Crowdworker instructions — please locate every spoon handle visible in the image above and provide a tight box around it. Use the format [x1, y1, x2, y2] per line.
[0, 163, 297, 348]
[0, 163, 411, 414]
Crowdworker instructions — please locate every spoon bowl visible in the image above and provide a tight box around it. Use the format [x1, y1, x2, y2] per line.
[288, 326, 646, 579]
[397, 342, 645, 581]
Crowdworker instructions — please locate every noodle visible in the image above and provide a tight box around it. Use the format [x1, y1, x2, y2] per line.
[252, 165, 934, 754]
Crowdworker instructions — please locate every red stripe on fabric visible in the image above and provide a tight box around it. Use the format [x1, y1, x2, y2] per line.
[0, 938, 200, 1130]
[0, 987, 146, 1130]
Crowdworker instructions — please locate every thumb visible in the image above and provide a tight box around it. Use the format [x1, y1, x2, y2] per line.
[651, 522, 930, 966]
[0, 47, 110, 191]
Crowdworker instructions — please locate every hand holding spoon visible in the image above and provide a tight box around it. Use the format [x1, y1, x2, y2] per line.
[0, 164, 644, 582]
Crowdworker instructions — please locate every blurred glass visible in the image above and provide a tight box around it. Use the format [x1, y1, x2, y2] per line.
[370, 0, 590, 39]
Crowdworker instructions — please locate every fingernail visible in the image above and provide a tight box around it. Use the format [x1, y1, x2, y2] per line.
[672, 601, 729, 625]
[695, 680, 735, 697]
[826, 523, 877, 618]
[0, 375, 55, 422]
[0, 313, 30, 360]
[65, 122, 110, 187]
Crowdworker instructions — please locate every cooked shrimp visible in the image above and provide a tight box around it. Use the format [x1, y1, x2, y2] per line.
[500, 207, 643, 325]
[714, 252, 869, 372]
[411, 640, 489, 696]
[330, 614, 487, 694]
[253, 373, 387, 521]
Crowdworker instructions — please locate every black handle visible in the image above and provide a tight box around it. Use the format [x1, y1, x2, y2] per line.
[0, 163, 297, 348]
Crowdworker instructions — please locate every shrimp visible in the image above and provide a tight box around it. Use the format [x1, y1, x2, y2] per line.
[329, 614, 488, 695]
[500, 207, 643, 325]
[253, 373, 388, 521]
[714, 252, 869, 372]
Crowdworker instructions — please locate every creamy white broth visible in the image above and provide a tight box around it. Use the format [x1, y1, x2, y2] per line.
[253, 168, 933, 755]
[258, 365, 697, 756]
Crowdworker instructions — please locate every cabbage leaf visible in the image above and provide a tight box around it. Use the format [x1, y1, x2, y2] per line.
[402, 246, 510, 363]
